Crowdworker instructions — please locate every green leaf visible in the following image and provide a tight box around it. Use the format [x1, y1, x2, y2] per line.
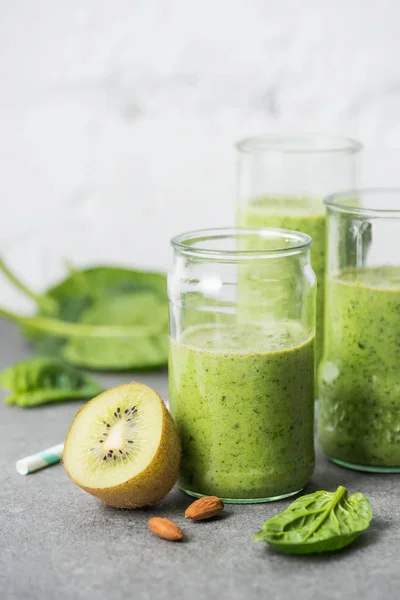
[254, 486, 373, 554]
[63, 332, 168, 370]
[0, 261, 169, 371]
[48, 265, 167, 316]
[0, 358, 103, 407]
[61, 293, 169, 369]
[78, 292, 168, 328]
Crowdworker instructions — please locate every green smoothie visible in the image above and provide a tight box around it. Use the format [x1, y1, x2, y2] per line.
[318, 266, 400, 469]
[169, 322, 315, 501]
[237, 197, 325, 365]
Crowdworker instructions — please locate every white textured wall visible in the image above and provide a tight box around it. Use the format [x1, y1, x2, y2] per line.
[0, 0, 400, 304]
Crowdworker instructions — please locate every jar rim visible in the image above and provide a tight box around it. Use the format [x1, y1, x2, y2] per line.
[236, 134, 362, 155]
[171, 227, 312, 261]
[324, 188, 400, 217]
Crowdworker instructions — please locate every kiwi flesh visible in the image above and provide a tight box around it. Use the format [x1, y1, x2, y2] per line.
[63, 383, 181, 508]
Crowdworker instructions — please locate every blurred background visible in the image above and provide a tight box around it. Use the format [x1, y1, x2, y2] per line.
[1, 0, 400, 307]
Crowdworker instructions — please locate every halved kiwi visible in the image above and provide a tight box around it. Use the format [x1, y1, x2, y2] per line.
[63, 383, 181, 508]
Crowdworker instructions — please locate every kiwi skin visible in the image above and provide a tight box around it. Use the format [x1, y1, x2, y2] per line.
[63, 383, 181, 509]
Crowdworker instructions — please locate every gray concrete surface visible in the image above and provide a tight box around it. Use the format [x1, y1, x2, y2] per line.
[0, 318, 399, 600]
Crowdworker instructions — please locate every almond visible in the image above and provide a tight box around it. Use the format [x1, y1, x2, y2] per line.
[185, 496, 224, 520]
[148, 517, 184, 541]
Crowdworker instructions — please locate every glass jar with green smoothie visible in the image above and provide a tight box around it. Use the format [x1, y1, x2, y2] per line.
[169, 228, 316, 502]
[318, 189, 400, 472]
[236, 136, 362, 368]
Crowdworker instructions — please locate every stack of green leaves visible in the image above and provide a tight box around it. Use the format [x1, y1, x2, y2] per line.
[0, 260, 169, 370]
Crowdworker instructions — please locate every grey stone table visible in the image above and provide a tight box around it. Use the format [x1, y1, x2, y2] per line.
[0, 319, 399, 600]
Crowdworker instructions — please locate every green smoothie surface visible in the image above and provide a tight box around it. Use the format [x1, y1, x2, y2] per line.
[318, 265, 400, 469]
[169, 321, 315, 501]
[180, 321, 310, 352]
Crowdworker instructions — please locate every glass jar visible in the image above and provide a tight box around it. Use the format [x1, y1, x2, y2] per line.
[168, 228, 316, 503]
[236, 135, 362, 368]
[318, 189, 400, 472]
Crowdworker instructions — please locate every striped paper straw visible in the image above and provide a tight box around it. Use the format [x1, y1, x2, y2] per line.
[16, 443, 64, 475]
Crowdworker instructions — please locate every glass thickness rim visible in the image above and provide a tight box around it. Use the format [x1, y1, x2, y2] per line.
[236, 134, 362, 155]
[181, 487, 303, 504]
[171, 227, 312, 262]
[330, 457, 400, 473]
[325, 187, 400, 218]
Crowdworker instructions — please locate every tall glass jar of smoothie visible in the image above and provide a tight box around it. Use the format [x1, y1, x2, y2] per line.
[236, 136, 362, 368]
[318, 189, 400, 472]
[169, 228, 316, 502]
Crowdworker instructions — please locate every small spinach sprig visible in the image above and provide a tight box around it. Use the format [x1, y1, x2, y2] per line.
[0, 358, 103, 407]
[255, 486, 373, 554]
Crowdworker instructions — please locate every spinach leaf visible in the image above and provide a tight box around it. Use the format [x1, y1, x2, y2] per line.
[0, 261, 168, 370]
[48, 265, 168, 322]
[254, 486, 373, 554]
[62, 292, 168, 369]
[0, 358, 103, 407]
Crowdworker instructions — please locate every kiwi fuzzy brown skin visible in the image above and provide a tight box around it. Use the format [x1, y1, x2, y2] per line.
[63, 383, 181, 509]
